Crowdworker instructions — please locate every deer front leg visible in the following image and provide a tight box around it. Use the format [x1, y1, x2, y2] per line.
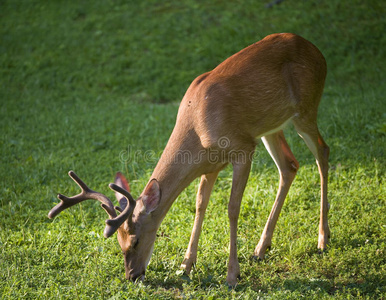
[181, 172, 219, 274]
[254, 131, 299, 259]
[227, 158, 253, 287]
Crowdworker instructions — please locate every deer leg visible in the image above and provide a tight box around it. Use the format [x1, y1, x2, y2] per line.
[181, 171, 219, 275]
[254, 131, 299, 259]
[294, 120, 330, 250]
[227, 156, 253, 287]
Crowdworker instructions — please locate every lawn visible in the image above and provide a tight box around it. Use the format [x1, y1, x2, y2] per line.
[0, 0, 385, 299]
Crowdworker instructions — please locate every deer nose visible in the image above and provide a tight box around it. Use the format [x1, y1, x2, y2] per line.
[126, 271, 145, 282]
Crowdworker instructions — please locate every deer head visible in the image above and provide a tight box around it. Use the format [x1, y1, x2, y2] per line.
[48, 171, 160, 281]
[114, 175, 161, 281]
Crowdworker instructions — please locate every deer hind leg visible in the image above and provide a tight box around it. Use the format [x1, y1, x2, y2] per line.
[181, 171, 219, 275]
[253, 130, 299, 259]
[293, 118, 330, 250]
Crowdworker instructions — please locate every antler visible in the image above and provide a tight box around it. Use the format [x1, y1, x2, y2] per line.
[106, 183, 136, 235]
[48, 171, 136, 238]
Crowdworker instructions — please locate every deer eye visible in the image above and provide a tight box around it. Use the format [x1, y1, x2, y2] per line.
[133, 238, 139, 248]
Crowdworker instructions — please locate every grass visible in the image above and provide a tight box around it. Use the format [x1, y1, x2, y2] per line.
[1, 0, 385, 299]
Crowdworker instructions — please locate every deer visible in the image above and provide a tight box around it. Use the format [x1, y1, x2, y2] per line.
[48, 33, 329, 287]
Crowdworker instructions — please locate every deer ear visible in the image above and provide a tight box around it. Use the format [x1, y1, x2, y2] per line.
[114, 172, 131, 210]
[115, 172, 130, 192]
[141, 179, 161, 214]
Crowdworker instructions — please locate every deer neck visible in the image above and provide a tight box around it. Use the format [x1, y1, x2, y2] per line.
[147, 125, 204, 221]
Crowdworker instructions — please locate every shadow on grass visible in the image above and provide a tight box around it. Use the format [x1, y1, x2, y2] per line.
[137, 247, 385, 298]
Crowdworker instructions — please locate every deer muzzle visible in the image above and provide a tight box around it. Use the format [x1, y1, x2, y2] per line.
[126, 269, 145, 282]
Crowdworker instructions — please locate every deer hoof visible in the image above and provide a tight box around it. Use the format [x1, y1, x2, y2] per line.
[226, 273, 241, 288]
[180, 258, 195, 275]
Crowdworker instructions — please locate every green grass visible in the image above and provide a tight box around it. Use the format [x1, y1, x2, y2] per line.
[1, 0, 385, 299]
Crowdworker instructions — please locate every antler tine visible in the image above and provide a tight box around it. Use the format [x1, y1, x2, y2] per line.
[103, 183, 137, 238]
[48, 171, 117, 220]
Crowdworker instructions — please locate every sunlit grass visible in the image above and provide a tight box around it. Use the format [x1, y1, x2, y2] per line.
[1, 0, 385, 299]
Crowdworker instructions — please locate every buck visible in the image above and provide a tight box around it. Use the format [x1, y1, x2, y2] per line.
[48, 33, 329, 286]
